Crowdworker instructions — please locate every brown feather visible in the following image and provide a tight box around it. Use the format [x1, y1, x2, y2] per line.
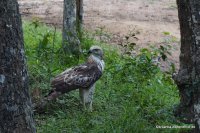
[48, 62, 102, 95]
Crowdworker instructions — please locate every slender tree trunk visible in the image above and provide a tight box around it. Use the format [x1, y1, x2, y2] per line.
[76, 0, 83, 37]
[174, 0, 200, 132]
[0, 0, 36, 132]
[62, 0, 83, 57]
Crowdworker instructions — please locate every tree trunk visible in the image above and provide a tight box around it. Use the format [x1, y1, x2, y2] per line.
[76, 0, 83, 36]
[0, 0, 36, 132]
[174, 0, 200, 132]
[62, 0, 83, 57]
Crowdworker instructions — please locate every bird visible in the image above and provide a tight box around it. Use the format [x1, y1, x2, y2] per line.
[45, 45, 105, 111]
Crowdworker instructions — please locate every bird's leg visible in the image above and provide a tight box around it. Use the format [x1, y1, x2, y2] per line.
[89, 101, 93, 112]
[79, 84, 95, 111]
[83, 101, 86, 110]
[88, 84, 95, 112]
[79, 89, 86, 110]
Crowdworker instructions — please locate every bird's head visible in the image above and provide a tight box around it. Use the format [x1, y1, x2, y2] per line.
[88, 46, 104, 60]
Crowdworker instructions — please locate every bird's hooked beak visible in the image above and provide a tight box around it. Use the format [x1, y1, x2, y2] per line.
[88, 50, 92, 54]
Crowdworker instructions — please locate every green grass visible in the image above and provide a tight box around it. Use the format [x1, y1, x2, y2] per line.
[23, 21, 189, 133]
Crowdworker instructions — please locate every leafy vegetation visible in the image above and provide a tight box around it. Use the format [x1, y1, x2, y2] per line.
[23, 21, 190, 133]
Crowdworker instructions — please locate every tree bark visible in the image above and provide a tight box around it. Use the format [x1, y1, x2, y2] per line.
[62, 0, 83, 57]
[0, 0, 36, 132]
[174, 0, 200, 132]
[76, 0, 83, 36]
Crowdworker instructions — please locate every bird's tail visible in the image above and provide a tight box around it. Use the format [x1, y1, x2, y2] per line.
[44, 89, 54, 97]
[45, 88, 62, 101]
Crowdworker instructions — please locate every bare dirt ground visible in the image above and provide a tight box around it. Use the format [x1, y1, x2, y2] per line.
[18, 0, 180, 70]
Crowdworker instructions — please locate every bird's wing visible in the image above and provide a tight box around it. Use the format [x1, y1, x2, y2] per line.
[50, 63, 102, 93]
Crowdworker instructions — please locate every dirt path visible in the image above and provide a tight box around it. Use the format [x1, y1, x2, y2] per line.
[18, 0, 180, 70]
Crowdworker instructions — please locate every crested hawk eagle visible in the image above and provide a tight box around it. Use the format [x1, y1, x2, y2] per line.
[46, 46, 105, 111]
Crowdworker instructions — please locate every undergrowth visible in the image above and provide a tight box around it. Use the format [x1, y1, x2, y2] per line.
[23, 21, 189, 133]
